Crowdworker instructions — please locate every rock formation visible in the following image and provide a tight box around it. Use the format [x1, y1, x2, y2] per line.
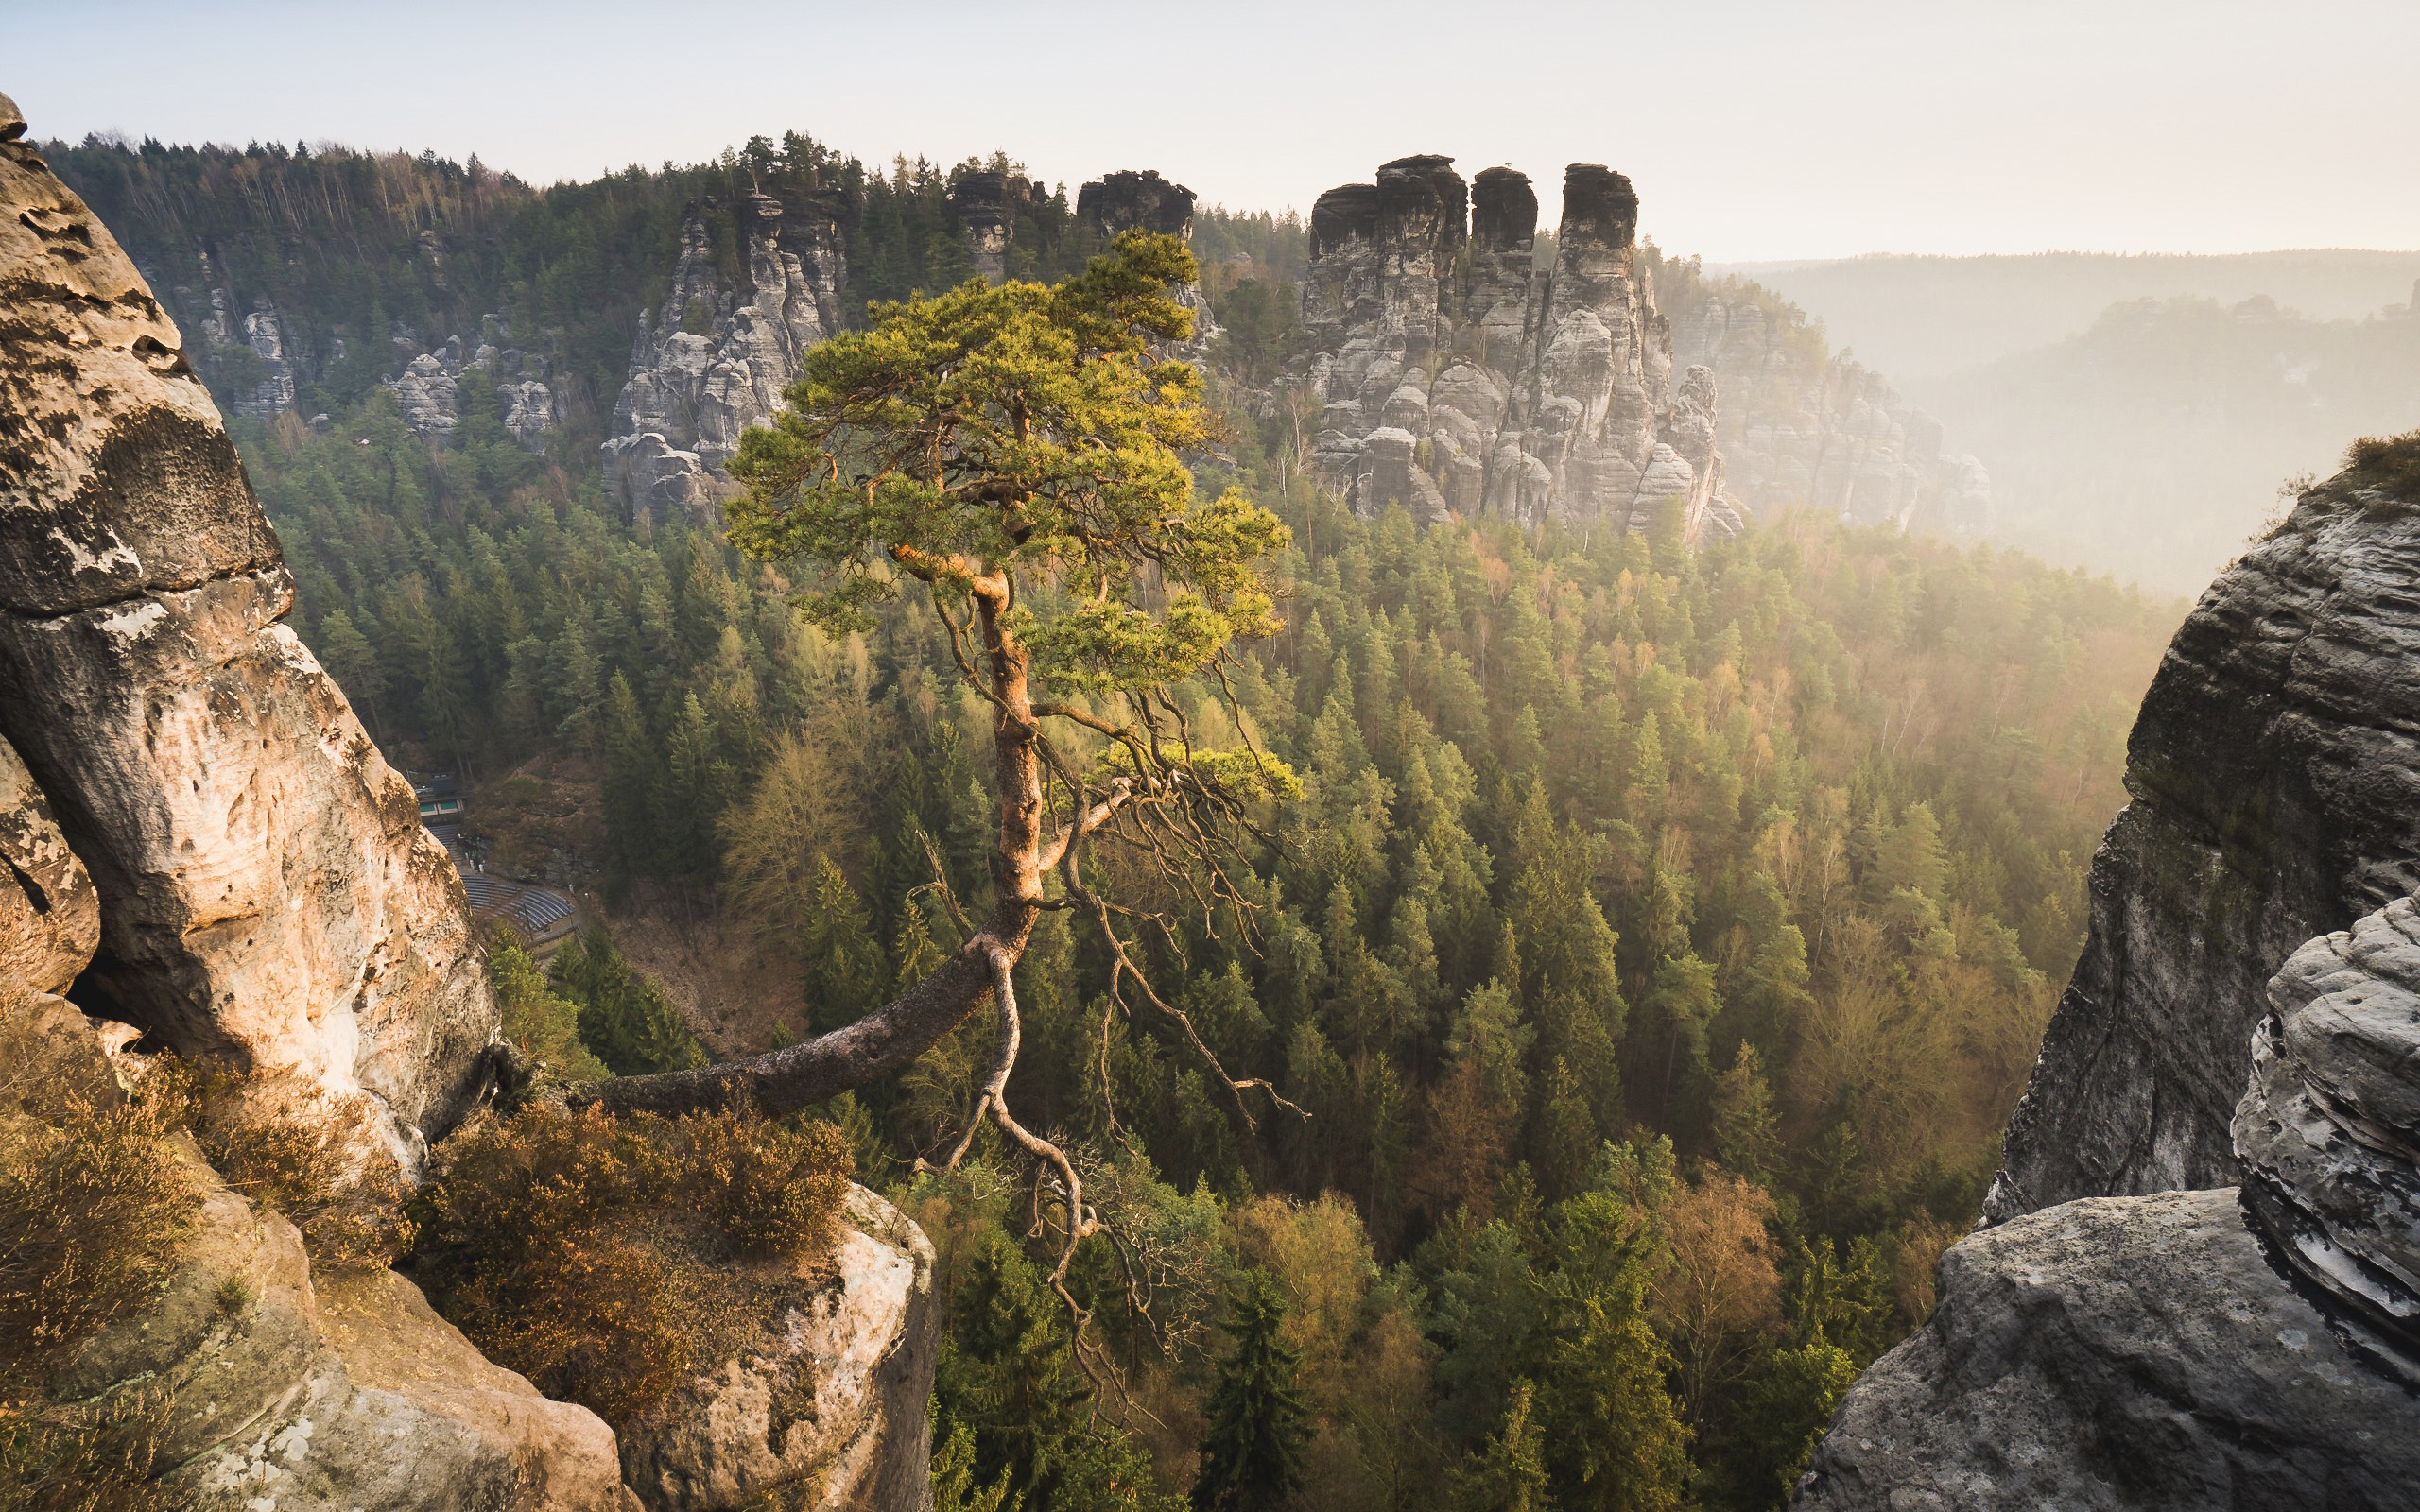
[386, 323, 557, 452]
[618, 1187, 938, 1511]
[601, 193, 845, 520]
[0, 96, 496, 1167]
[1987, 463, 2420, 1220]
[197, 281, 300, 421]
[1661, 268, 1991, 540]
[1797, 451, 2420, 1507]
[1077, 168, 1218, 361]
[1795, 1187, 2420, 1508]
[1301, 156, 1740, 541]
[2234, 896, 2420, 1385]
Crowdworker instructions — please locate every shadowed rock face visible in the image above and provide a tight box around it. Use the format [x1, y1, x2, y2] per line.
[0, 732, 99, 995]
[1076, 169, 1195, 238]
[0, 111, 495, 1165]
[1988, 467, 2420, 1222]
[1301, 155, 1739, 541]
[1799, 456, 2420, 1509]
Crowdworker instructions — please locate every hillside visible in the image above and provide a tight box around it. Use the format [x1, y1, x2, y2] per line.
[1725, 249, 2420, 381]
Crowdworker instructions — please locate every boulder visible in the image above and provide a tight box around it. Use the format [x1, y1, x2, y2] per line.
[0, 731, 99, 995]
[617, 1185, 938, 1512]
[0, 112, 496, 1168]
[2234, 894, 2420, 1382]
[1989, 465, 2420, 1219]
[1795, 1187, 2420, 1510]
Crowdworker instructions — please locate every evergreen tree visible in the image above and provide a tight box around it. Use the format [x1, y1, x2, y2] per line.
[1448, 1379, 1551, 1512]
[1191, 1272, 1311, 1511]
[552, 926, 706, 1076]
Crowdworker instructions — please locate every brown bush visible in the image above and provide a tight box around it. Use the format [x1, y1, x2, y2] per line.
[170, 1063, 415, 1267]
[0, 1089, 198, 1401]
[0, 1389, 180, 1512]
[410, 1103, 852, 1427]
[2344, 430, 2420, 494]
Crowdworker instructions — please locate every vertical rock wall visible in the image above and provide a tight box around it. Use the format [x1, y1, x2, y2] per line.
[0, 97, 495, 1165]
[1303, 156, 1740, 542]
[601, 192, 846, 521]
[1986, 465, 2420, 1221]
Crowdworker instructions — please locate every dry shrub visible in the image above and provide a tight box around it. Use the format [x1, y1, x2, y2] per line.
[2345, 430, 2420, 495]
[0, 1389, 180, 1512]
[177, 1066, 414, 1267]
[411, 1103, 851, 1427]
[0, 1089, 199, 1401]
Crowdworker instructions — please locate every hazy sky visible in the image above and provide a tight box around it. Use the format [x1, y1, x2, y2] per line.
[13, 0, 2418, 260]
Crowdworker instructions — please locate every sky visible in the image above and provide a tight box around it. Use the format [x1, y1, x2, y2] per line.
[12, 0, 2419, 261]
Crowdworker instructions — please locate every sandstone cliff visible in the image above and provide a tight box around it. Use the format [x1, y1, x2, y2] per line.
[1798, 447, 2420, 1507]
[0, 94, 496, 1166]
[1989, 458, 2420, 1219]
[1301, 156, 1739, 542]
[600, 192, 846, 520]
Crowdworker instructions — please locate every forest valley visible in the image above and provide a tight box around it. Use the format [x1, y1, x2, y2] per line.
[150, 138, 2183, 1512]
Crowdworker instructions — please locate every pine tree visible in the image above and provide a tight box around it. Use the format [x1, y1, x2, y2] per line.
[1448, 1379, 1550, 1512]
[1191, 1273, 1310, 1511]
[800, 855, 883, 1035]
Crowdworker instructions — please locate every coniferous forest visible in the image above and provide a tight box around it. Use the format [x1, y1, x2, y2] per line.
[59, 134, 2185, 1512]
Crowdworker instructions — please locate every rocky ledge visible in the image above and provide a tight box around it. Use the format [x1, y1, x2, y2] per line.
[1796, 1186, 2420, 1509]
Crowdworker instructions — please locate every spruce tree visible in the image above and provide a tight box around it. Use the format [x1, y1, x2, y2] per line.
[1191, 1273, 1310, 1512]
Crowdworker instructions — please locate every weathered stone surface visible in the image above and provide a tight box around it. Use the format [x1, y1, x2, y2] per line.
[0, 731, 100, 995]
[2234, 895, 2420, 1382]
[617, 1185, 939, 1512]
[1302, 156, 1739, 541]
[0, 120, 496, 1167]
[0, 993, 638, 1512]
[1988, 467, 2420, 1220]
[1078, 168, 1218, 362]
[603, 194, 843, 517]
[1663, 271, 1990, 540]
[1796, 1187, 2420, 1511]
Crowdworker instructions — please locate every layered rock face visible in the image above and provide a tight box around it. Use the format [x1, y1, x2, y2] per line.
[1303, 157, 1739, 541]
[0, 108, 496, 1163]
[1987, 468, 2420, 1220]
[0, 732, 101, 996]
[1663, 278, 1990, 539]
[2234, 896, 2420, 1383]
[619, 1187, 939, 1512]
[601, 193, 845, 520]
[1795, 1187, 2420, 1509]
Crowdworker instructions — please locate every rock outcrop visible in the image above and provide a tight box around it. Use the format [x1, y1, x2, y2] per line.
[618, 1186, 939, 1512]
[1794, 1187, 2420, 1510]
[601, 193, 845, 520]
[1077, 168, 1217, 361]
[386, 324, 557, 452]
[2, 991, 641, 1512]
[1988, 464, 2420, 1220]
[0, 103, 497, 1167]
[1660, 266, 1991, 540]
[1799, 453, 2420, 1508]
[2234, 895, 2420, 1384]
[0, 731, 101, 995]
[1301, 156, 1739, 541]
